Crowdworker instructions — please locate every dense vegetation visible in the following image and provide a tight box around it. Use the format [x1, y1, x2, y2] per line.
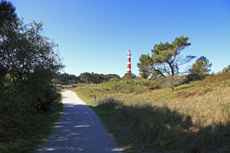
[137, 36, 215, 91]
[53, 72, 121, 85]
[2, 1, 230, 152]
[0, 1, 63, 152]
[73, 71, 230, 152]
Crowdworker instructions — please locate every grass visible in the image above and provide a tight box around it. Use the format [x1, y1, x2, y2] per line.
[73, 91, 141, 152]
[0, 98, 63, 153]
[73, 72, 230, 152]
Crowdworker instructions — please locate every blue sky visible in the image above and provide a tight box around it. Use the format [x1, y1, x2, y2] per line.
[10, 0, 230, 77]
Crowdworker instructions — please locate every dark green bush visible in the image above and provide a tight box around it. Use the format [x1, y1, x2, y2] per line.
[185, 73, 206, 83]
[0, 94, 33, 142]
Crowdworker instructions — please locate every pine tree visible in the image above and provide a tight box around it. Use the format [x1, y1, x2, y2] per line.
[137, 36, 195, 90]
[0, 0, 18, 21]
[227, 65, 230, 71]
[137, 54, 152, 79]
[189, 56, 212, 74]
[222, 65, 230, 73]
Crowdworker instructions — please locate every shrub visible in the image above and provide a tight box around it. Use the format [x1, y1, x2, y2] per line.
[122, 73, 136, 79]
[0, 94, 33, 142]
[222, 67, 228, 73]
[97, 96, 122, 111]
[159, 75, 186, 91]
[109, 77, 120, 90]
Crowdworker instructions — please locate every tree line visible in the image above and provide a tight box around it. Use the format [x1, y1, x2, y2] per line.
[53, 72, 121, 85]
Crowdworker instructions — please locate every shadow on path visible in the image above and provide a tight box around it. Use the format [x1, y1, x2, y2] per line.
[34, 91, 124, 153]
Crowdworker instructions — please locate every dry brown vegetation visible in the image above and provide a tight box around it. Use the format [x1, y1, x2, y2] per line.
[73, 72, 230, 152]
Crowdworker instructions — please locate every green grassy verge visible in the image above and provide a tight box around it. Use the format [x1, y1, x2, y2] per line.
[0, 99, 63, 153]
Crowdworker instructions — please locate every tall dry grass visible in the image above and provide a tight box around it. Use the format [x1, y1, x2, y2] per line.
[73, 72, 230, 152]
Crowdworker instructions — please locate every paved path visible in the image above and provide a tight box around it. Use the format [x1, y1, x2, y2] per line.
[35, 90, 124, 153]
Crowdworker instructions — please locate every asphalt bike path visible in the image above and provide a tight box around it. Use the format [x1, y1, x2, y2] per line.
[34, 90, 124, 153]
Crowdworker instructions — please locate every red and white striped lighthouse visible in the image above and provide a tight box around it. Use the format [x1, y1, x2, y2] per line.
[127, 50, 131, 73]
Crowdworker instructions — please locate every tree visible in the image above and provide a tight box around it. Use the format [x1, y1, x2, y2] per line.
[0, 0, 18, 33]
[0, 18, 64, 111]
[1, 20, 63, 84]
[78, 72, 120, 84]
[137, 36, 196, 91]
[189, 56, 212, 74]
[79, 72, 93, 84]
[0, 0, 17, 21]
[0, 64, 7, 93]
[0, 1, 64, 141]
[0, 0, 18, 89]
[222, 67, 228, 73]
[54, 73, 79, 85]
[137, 54, 152, 79]
[222, 65, 230, 73]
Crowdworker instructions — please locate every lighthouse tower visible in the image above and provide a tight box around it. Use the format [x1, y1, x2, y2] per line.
[127, 50, 131, 73]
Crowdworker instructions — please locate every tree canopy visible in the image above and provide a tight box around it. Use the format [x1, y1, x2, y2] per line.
[0, 1, 65, 143]
[0, 1, 64, 112]
[189, 56, 212, 74]
[137, 36, 196, 90]
[137, 54, 152, 79]
[227, 65, 230, 71]
[1, 20, 63, 84]
[222, 65, 230, 73]
[78, 72, 120, 84]
[53, 72, 121, 85]
[0, 0, 17, 21]
[138, 36, 195, 79]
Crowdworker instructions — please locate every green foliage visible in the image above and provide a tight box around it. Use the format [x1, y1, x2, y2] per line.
[0, 2, 63, 151]
[0, 17, 63, 111]
[53, 72, 121, 85]
[123, 81, 142, 93]
[189, 56, 212, 74]
[54, 72, 79, 85]
[109, 77, 120, 89]
[0, 0, 17, 23]
[185, 73, 206, 83]
[122, 73, 136, 79]
[222, 65, 230, 73]
[159, 75, 186, 91]
[78, 72, 120, 84]
[0, 94, 32, 142]
[109, 78, 143, 93]
[1, 19, 64, 83]
[137, 54, 152, 79]
[0, 98, 63, 153]
[150, 35, 195, 77]
[0, 64, 7, 92]
[137, 36, 196, 90]
[78, 72, 93, 84]
[222, 67, 228, 73]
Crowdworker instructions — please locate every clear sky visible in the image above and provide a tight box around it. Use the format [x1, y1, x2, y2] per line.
[9, 0, 230, 77]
